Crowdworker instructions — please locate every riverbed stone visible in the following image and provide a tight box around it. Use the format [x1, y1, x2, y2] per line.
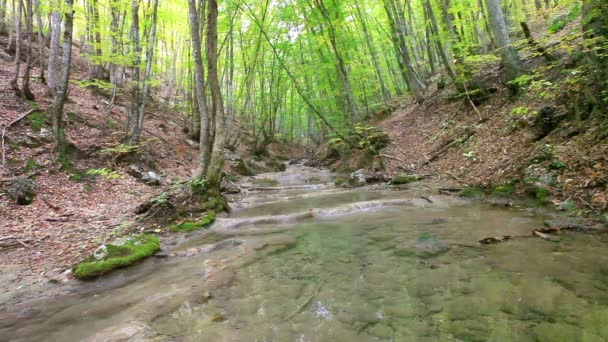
[394, 232, 449, 259]
[347, 169, 367, 187]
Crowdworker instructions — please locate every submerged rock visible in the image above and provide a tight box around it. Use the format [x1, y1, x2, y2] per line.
[84, 321, 166, 342]
[394, 232, 449, 259]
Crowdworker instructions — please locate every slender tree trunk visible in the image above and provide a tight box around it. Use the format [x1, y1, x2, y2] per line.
[137, 0, 159, 135]
[205, 0, 226, 194]
[21, 0, 34, 100]
[382, 0, 425, 103]
[485, 0, 524, 90]
[88, 0, 104, 80]
[127, 0, 142, 144]
[188, 0, 211, 177]
[52, 0, 74, 160]
[34, 0, 44, 83]
[48, 0, 62, 94]
[353, 0, 391, 105]
[10, 0, 23, 96]
[0, 0, 6, 35]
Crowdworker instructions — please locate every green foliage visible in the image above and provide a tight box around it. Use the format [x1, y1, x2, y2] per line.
[73, 235, 160, 279]
[548, 160, 568, 170]
[100, 139, 156, 156]
[462, 54, 500, 74]
[526, 186, 551, 204]
[547, 3, 580, 33]
[26, 110, 47, 133]
[329, 124, 390, 157]
[86, 168, 122, 179]
[68, 171, 88, 183]
[189, 178, 207, 195]
[511, 106, 531, 116]
[24, 158, 41, 173]
[533, 144, 555, 163]
[462, 150, 477, 161]
[508, 74, 539, 89]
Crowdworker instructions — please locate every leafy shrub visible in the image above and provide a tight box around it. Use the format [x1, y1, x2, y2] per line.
[86, 168, 122, 179]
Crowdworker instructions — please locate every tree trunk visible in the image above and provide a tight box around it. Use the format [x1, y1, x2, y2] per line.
[52, 0, 73, 160]
[137, 0, 159, 136]
[188, 0, 211, 177]
[353, 0, 391, 105]
[126, 0, 142, 144]
[205, 0, 225, 194]
[10, 0, 22, 96]
[48, 0, 62, 95]
[382, 0, 425, 104]
[485, 0, 524, 90]
[0, 0, 6, 35]
[34, 0, 45, 83]
[21, 0, 34, 100]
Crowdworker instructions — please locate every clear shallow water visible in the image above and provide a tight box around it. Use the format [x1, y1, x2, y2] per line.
[1, 165, 608, 341]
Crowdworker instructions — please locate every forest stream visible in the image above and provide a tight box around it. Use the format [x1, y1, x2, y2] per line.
[1, 163, 608, 341]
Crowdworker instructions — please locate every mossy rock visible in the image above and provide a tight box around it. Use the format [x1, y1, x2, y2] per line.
[73, 235, 160, 279]
[391, 174, 421, 185]
[458, 187, 484, 198]
[170, 212, 217, 233]
[266, 158, 286, 172]
[334, 176, 347, 186]
[526, 186, 551, 204]
[235, 158, 255, 176]
[491, 183, 515, 198]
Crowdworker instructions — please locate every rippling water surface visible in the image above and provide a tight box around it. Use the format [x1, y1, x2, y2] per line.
[2, 165, 607, 341]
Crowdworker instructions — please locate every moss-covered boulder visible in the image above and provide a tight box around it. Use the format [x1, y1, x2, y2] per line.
[235, 158, 255, 176]
[391, 174, 421, 185]
[73, 234, 160, 279]
[170, 211, 217, 233]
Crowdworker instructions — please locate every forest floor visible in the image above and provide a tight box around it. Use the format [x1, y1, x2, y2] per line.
[0, 56, 204, 299]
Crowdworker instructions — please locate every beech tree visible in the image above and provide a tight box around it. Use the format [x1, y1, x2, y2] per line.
[51, 0, 74, 160]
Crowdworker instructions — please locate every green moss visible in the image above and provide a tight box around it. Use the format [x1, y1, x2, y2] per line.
[334, 176, 346, 186]
[235, 158, 255, 176]
[459, 187, 484, 198]
[391, 174, 421, 185]
[266, 158, 286, 172]
[26, 110, 47, 133]
[170, 212, 216, 233]
[73, 234, 160, 279]
[526, 186, 551, 204]
[491, 183, 515, 197]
